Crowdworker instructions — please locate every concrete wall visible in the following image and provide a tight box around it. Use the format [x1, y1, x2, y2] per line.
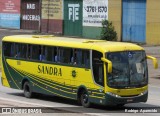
[146, 0, 160, 45]
[108, 0, 122, 41]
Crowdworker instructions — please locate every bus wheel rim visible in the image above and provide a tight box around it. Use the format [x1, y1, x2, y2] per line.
[83, 94, 88, 104]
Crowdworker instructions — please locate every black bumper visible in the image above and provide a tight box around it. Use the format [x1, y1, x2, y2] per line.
[105, 91, 148, 106]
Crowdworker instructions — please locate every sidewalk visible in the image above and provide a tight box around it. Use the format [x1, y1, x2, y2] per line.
[0, 28, 34, 33]
[143, 46, 160, 58]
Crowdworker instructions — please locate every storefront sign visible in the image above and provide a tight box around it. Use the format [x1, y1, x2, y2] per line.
[42, 0, 63, 19]
[0, 0, 20, 13]
[83, 0, 108, 27]
[0, 0, 20, 29]
[0, 13, 20, 29]
[68, 4, 80, 22]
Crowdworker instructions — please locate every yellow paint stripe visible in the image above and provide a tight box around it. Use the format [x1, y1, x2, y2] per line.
[31, 81, 76, 100]
[90, 95, 105, 99]
[14, 68, 76, 95]
[92, 91, 104, 95]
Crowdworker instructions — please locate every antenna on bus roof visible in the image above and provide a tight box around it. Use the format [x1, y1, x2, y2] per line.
[32, 35, 54, 38]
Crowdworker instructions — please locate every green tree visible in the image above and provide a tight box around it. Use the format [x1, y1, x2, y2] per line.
[100, 20, 117, 41]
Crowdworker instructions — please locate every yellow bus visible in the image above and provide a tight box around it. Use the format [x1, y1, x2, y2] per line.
[1, 35, 158, 107]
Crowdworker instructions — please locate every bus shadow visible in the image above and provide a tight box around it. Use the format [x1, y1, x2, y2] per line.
[8, 92, 79, 106]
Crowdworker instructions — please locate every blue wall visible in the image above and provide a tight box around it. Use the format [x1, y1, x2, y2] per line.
[0, 13, 20, 29]
[122, 0, 146, 43]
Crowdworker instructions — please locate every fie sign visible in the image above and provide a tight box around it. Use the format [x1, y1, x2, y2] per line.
[68, 4, 80, 22]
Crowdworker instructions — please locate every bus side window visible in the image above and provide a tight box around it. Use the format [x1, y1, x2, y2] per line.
[45, 46, 54, 62]
[31, 45, 39, 60]
[64, 48, 72, 63]
[15, 43, 21, 58]
[83, 50, 90, 68]
[10, 43, 15, 57]
[53, 47, 57, 62]
[3, 42, 13, 57]
[76, 49, 90, 68]
[92, 50, 104, 86]
[14, 43, 27, 59]
[21, 44, 27, 59]
[76, 49, 82, 66]
[39, 46, 46, 61]
[27, 44, 31, 59]
[55, 47, 60, 62]
[71, 49, 76, 64]
[58, 47, 71, 64]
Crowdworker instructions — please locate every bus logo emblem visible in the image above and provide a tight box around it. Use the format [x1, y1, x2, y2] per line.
[72, 70, 77, 78]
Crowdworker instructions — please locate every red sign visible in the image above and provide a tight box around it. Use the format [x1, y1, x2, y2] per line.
[0, 0, 20, 13]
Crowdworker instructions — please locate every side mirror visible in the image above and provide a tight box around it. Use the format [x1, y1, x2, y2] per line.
[101, 58, 112, 73]
[147, 55, 158, 69]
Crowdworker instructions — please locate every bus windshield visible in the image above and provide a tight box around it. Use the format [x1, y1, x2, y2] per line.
[106, 51, 148, 89]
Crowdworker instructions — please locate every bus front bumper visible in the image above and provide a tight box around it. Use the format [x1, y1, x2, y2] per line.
[105, 91, 148, 106]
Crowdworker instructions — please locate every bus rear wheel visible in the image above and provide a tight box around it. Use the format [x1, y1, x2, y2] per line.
[80, 90, 91, 108]
[23, 81, 33, 98]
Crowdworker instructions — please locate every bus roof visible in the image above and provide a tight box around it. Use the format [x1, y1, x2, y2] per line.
[2, 35, 144, 52]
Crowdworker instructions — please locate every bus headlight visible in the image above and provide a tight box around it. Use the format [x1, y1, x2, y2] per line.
[139, 90, 148, 96]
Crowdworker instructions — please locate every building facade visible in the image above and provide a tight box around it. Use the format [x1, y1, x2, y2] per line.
[0, 0, 160, 45]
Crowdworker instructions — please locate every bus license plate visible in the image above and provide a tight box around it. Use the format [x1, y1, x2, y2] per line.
[127, 99, 133, 102]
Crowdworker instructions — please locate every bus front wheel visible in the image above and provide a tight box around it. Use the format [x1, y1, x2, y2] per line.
[80, 90, 91, 108]
[23, 81, 33, 98]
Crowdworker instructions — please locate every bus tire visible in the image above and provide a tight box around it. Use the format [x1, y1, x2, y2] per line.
[80, 90, 91, 108]
[23, 81, 33, 98]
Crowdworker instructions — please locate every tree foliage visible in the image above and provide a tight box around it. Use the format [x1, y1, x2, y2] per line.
[100, 20, 117, 41]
